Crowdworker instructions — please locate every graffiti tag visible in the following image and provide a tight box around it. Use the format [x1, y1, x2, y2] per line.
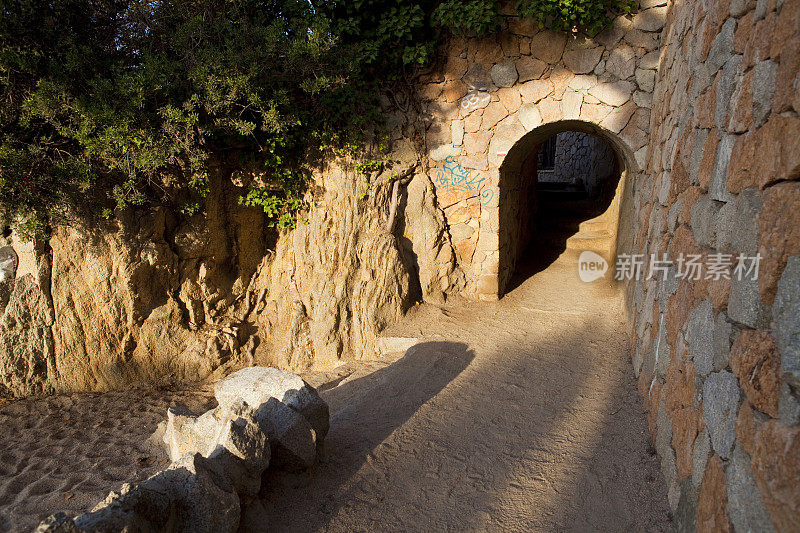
[434, 156, 494, 206]
[460, 85, 491, 113]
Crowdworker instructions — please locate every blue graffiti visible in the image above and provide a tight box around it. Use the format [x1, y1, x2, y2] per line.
[434, 156, 494, 206]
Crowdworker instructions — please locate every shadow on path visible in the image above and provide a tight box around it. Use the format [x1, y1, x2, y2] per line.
[256, 306, 670, 531]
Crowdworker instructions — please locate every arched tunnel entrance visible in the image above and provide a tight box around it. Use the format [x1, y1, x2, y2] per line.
[498, 120, 637, 296]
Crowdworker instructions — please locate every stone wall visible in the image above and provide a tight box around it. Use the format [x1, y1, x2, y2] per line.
[627, 0, 800, 530]
[550, 131, 616, 197]
[417, 1, 665, 298]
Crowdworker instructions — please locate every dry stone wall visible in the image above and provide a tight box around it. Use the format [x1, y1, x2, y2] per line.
[416, 1, 666, 298]
[549, 131, 616, 197]
[628, 0, 800, 530]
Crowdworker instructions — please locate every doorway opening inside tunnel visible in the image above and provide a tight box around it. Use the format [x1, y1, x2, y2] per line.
[499, 121, 633, 296]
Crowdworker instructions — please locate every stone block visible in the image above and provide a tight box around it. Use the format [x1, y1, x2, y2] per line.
[751, 420, 800, 532]
[773, 255, 800, 390]
[730, 330, 781, 417]
[778, 382, 800, 426]
[606, 44, 637, 79]
[561, 91, 583, 119]
[429, 144, 461, 161]
[519, 79, 553, 104]
[702, 370, 741, 459]
[697, 454, 732, 532]
[481, 101, 509, 130]
[709, 133, 736, 202]
[714, 197, 737, 251]
[759, 183, 800, 306]
[451, 120, 464, 146]
[636, 68, 656, 92]
[449, 223, 475, 243]
[752, 60, 778, 126]
[633, 6, 669, 31]
[568, 74, 598, 90]
[625, 29, 661, 50]
[730, 188, 762, 256]
[726, 444, 776, 533]
[692, 427, 711, 489]
[730, 0, 756, 17]
[563, 46, 604, 74]
[633, 90, 653, 108]
[490, 61, 518, 88]
[589, 81, 635, 106]
[687, 299, 715, 376]
[728, 275, 770, 329]
[674, 479, 698, 532]
[476, 274, 498, 295]
[463, 131, 492, 154]
[497, 87, 521, 114]
[712, 312, 734, 372]
[707, 18, 737, 73]
[530, 30, 567, 63]
[516, 56, 547, 83]
[718, 58, 743, 131]
[690, 195, 722, 248]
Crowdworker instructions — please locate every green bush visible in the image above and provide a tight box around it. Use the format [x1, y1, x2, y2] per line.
[0, 1, 633, 237]
[518, 0, 637, 36]
[433, 0, 503, 36]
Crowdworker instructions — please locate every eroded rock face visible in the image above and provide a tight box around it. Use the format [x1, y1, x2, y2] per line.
[0, 149, 459, 396]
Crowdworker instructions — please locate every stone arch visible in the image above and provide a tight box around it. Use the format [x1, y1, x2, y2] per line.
[495, 119, 638, 295]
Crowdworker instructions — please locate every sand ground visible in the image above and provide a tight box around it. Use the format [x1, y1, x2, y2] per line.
[0, 249, 671, 532]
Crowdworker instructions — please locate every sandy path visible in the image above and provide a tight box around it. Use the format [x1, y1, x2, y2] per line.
[260, 250, 671, 532]
[0, 249, 671, 532]
[0, 385, 216, 531]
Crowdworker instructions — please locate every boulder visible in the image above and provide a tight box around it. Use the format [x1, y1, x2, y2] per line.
[214, 366, 330, 441]
[39, 453, 241, 533]
[163, 405, 219, 461]
[162, 367, 327, 472]
[206, 401, 271, 496]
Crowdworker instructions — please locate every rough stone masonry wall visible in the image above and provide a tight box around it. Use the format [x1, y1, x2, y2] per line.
[551, 131, 617, 196]
[416, 0, 667, 299]
[628, 0, 800, 530]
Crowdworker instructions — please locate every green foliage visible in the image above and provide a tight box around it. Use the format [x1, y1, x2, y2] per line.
[517, 0, 637, 36]
[433, 0, 503, 36]
[0, 0, 633, 237]
[0, 0, 379, 232]
[238, 186, 304, 229]
[354, 159, 386, 175]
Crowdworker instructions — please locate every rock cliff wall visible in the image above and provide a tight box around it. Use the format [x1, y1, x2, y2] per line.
[0, 141, 461, 396]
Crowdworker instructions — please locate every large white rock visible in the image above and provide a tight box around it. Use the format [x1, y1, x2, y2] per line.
[206, 400, 270, 496]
